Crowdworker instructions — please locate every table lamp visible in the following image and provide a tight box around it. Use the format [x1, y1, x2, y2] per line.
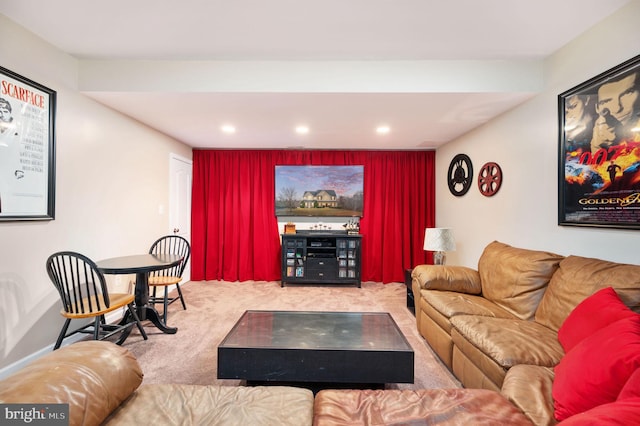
[423, 228, 456, 265]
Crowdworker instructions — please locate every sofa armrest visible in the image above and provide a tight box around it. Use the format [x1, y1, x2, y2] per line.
[412, 264, 481, 294]
[0, 341, 143, 426]
[501, 364, 556, 426]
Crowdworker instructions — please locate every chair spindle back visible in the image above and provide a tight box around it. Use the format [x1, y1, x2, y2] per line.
[148, 235, 191, 279]
[46, 251, 110, 314]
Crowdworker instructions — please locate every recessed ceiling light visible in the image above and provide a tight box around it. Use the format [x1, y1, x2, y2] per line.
[376, 125, 391, 134]
[221, 124, 236, 134]
[295, 125, 310, 134]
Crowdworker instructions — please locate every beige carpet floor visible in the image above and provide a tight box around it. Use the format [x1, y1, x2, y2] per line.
[120, 280, 461, 390]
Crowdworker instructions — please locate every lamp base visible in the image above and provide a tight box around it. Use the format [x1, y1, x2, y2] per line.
[433, 251, 446, 265]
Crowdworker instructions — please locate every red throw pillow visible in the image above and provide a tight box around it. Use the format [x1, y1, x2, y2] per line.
[618, 367, 640, 400]
[553, 316, 640, 421]
[558, 287, 637, 352]
[557, 398, 640, 425]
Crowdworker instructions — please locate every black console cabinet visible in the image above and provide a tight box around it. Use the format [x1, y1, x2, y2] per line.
[281, 232, 362, 287]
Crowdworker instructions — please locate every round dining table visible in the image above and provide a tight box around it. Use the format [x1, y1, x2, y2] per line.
[97, 253, 183, 335]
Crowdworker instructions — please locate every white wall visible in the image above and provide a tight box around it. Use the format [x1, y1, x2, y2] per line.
[0, 15, 192, 370]
[437, 1, 639, 268]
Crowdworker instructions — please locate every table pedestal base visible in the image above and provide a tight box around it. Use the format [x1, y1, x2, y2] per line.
[140, 306, 178, 334]
[132, 271, 177, 334]
[119, 306, 178, 339]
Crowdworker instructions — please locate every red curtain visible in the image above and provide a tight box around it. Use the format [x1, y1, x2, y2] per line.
[191, 150, 435, 283]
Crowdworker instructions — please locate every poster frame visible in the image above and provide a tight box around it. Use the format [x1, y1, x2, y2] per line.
[558, 55, 640, 230]
[0, 66, 56, 221]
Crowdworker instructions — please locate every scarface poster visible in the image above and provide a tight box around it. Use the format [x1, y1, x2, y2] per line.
[0, 66, 55, 221]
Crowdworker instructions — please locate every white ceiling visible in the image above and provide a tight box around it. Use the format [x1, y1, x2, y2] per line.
[0, 0, 631, 149]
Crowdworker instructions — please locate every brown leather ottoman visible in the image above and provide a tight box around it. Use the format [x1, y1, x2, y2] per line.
[313, 388, 533, 425]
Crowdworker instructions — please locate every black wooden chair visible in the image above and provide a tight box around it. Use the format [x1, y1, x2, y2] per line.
[148, 235, 191, 325]
[46, 251, 148, 350]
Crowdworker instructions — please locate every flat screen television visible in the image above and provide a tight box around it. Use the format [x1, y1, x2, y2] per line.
[275, 165, 364, 217]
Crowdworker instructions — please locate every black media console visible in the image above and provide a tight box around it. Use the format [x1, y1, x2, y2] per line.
[281, 232, 362, 287]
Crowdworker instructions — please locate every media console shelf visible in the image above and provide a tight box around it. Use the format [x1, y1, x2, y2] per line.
[281, 232, 362, 288]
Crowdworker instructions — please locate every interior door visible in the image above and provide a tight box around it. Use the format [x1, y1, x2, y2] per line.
[170, 154, 192, 281]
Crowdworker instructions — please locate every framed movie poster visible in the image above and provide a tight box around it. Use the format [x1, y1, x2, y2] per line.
[558, 55, 640, 230]
[0, 66, 56, 221]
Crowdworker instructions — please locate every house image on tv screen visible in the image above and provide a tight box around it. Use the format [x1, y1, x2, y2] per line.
[275, 165, 364, 217]
[301, 190, 338, 208]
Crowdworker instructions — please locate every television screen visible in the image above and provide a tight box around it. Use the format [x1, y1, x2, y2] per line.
[275, 165, 364, 217]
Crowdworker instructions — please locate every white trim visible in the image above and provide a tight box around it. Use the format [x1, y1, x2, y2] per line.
[169, 152, 191, 164]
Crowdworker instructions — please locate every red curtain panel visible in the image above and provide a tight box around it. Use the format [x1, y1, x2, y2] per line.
[191, 150, 435, 283]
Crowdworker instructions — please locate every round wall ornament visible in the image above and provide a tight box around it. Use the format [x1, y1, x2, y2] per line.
[478, 162, 503, 197]
[447, 154, 473, 196]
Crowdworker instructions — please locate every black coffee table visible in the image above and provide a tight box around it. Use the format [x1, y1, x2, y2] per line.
[217, 310, 414, 386]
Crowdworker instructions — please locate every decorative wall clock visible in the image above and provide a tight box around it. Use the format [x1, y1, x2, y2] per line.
[447, 154, 473, 196]
[478, 162, 503, 197]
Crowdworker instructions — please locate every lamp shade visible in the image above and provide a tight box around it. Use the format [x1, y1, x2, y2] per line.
[423, 228, 456, 252]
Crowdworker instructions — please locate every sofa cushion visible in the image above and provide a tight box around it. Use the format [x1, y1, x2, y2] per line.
[478, 241, 564, 321]
[557, 398, 640, 425]
[104, 384, 314, 426]
[558, 286, 638, 352]
[552, 316, 640, 421]
[0, 341, 142, 426]
[535, 255, 640, 332]
[451, 315, 564, 369]
[421, 290, 517, 332]
[313, 388, 533, 425]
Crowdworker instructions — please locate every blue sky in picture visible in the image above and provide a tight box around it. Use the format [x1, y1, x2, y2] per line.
[275, 165, 364, 199]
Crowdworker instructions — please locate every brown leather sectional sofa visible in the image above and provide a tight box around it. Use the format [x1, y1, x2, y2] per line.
[412, 240, 640, 425]
[0, 340, 534, 426]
